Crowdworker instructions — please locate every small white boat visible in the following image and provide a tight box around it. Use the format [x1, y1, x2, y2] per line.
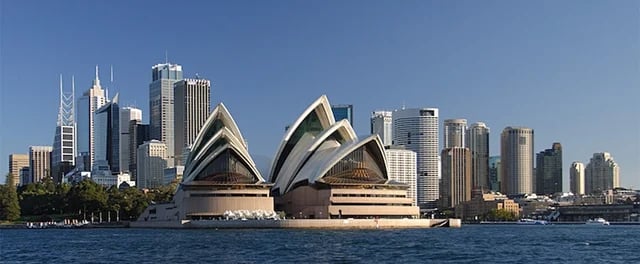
[586, 218, 610, 225]
[517, 219, 549, 225]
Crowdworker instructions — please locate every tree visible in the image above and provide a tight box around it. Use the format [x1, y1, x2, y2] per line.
[0, 173, 21, 221]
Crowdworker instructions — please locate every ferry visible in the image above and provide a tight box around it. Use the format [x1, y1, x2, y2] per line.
[585, 218, 610, 226]
[517, 219, 549, 225]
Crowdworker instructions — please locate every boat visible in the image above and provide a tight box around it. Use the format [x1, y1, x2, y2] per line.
[586, 218, 610, 225]
[517, 219, 549, 225]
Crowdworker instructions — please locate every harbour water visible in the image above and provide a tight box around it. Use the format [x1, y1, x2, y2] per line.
[2, 225, 639, 263]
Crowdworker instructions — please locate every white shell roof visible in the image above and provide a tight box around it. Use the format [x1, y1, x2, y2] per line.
[270, 95, 390, 195]
[182, 103, 265, 184]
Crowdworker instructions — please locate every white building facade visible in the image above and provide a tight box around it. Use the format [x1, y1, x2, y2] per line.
[393, 107, 439, 208]
[174, 78, 211, 166]
[585, 152, 620, 194]
[371, 111, 393, 147]
[119, 107, 142, 173]
[77, 66, 107, 171]
[385, 148, 417, 206]
[570, 161, 585, 195]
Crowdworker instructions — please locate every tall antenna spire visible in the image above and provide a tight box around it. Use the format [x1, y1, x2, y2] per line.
[93, 64, 101, 87]
[58, 74, 63, 126]
[110, 65, 113, 83]
[165, 50, 169, 64]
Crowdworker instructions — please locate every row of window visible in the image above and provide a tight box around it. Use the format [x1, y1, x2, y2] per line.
[189, 193, 268, 197]
[332, 193, 406, 198]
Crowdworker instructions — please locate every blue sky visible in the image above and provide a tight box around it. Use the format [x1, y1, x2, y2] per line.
[1, 0, 638, 190]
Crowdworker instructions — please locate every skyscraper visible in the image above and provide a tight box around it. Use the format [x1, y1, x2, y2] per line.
[52, 75, 76, 182]
[500, 127, 534, 195]
[444, 119, 467, 148]
[393, 107, 439, 208]
[137, 140, 168, 189]
[440, 147, 472, 208]
[489, 156, 501, 192]
[585, 152, 620, 194]
[174, 78, 211, 166]
[129, 120, 150, 181]
[77, 66, 107, 171]
[119, 106, 142, 173]
[535, 143, 563, 195]
[385, 147, 417, 206]
[466, 122, 490, 190]
[94, 93, 120, 172]
[29, 146, 53, 183]
[570, 161, 585, 195]
[8, 154, 29, 186]
[149, 63, 183, 167]
[371, 111, 392, 147]
[331, 104, 353, 126]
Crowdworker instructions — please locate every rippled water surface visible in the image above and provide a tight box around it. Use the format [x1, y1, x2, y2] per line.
[2, 225, 639, 263]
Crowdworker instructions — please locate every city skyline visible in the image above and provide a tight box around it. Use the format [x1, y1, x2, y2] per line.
[1, 1, 638, 190]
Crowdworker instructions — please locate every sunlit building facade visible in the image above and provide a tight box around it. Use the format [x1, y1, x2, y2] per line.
[393, 107, 439, 209]
[500, 127, 534, 195]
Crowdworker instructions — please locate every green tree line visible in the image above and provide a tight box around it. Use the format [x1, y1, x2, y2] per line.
[1, 173, 176, 222]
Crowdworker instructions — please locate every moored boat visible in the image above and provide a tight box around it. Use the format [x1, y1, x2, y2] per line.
[517, 219, 549, 225]
[586, 218, 610, 225]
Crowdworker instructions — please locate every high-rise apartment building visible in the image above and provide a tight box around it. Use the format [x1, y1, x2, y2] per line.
[371, 111, 393, 147]
[29, 146, 53, 183]
[94, 94, 120, 172]
[444, 119, 467, 148]
[570, 161, 585, 195]
[535, 143, 563, 195]
[174, 78, 211, 166]
[500, 127, 534, 195]
[385, 147, 417, 206]
[77, 66, 107, 171]
[466, 122, 490, 190]
[51, 75, 76, 182]
[149, 63, 182, 167]
[489, 156, 501, 192]
[8, 154, 29, 186]
[393, 107, 439, 208]
[119, 106, 142, 173]
[137, 140, 168, 189]
[129, 121, 150, 181]
[585, 152, 620, 194]
[440, 147, 472, 208]
[331, 104, 353, 126]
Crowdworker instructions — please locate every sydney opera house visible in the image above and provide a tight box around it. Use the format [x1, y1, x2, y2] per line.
[137, 95, 419, 223]
[270, 95, 418, 219]
[138, 103, 274, 221]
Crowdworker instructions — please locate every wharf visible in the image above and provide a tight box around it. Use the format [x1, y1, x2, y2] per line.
[130, 218, 461, 229]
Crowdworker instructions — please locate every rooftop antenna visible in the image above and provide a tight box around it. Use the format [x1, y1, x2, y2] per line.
[165, 50, 169, 64]
[110, 65, 113, 83]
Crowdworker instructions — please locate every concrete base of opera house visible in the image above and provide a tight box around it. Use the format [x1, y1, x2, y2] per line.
[129, 218, 461, 229]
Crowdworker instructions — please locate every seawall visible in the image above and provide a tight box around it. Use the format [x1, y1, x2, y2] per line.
[130, 218, 461, 229]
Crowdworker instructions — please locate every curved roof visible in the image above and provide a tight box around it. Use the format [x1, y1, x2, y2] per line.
[182, 103, 265, 184]
[186, 103, 246, 165]
[270, 95, 392, 195]
[269, 95, 335, 184]
[272, 119, 358, 194]
[288, 134, 389, 193]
